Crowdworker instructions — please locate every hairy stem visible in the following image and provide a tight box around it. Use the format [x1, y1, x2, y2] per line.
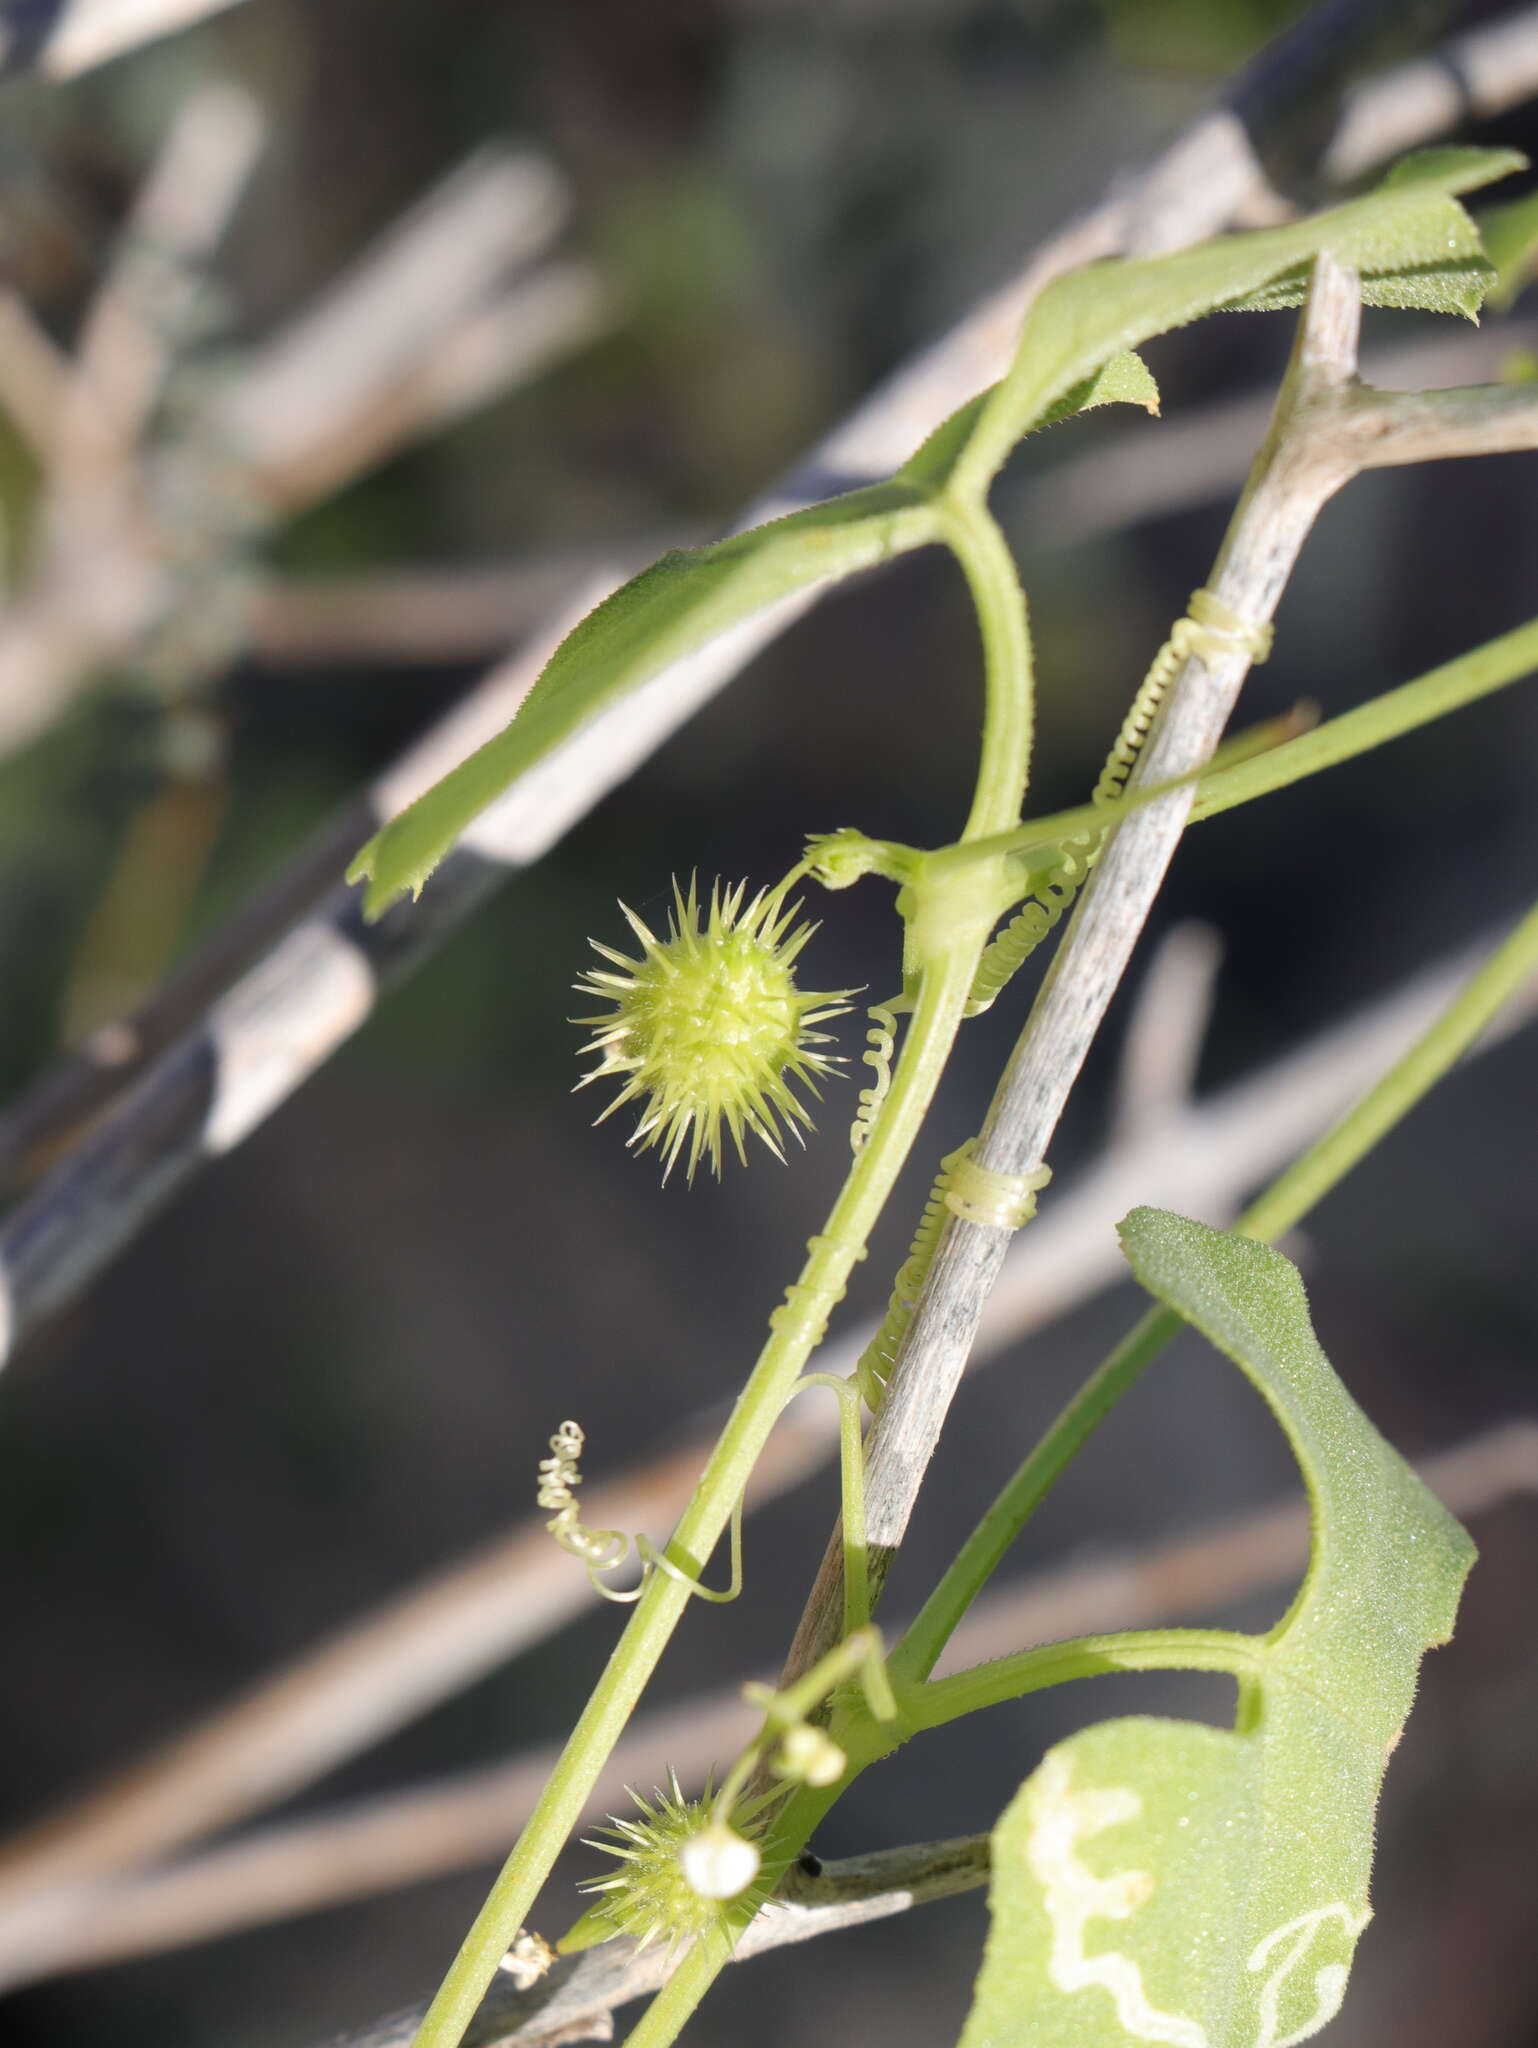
[941, 496, 1037, 836]
[908, 1627, 1260, 1732]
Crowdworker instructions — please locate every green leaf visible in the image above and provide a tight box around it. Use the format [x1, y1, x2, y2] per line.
[348, 346, 1160, 916]
[902, 349, 1158, 498]
[958, 1212, 1474, 2048]
[351, 150, 1522, 916]
[952, 146, 1524, 493]
[347, 481, 941, 914]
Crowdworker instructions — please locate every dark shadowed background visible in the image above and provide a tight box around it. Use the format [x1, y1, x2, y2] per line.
[0, 2, 1536, 2044]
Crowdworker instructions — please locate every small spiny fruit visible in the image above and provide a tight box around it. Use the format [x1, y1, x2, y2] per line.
[577, 1771, 773, 1955]
[574, 877, 853, 1182]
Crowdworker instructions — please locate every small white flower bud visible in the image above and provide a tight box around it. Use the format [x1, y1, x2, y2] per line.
[774, 1723, 847, 1788]
[678, 1819, 762, 1901]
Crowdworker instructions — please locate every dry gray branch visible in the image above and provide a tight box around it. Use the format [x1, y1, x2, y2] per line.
[324, 1834, 993, 2048]
[4, 1421, 1531, 1995]
[223, 149, 588, 508]
[0, 0, 1511, 1368]
[0, 83, 266, 763]
[0, 0, 248, 77]
[1109, 921, 1225, 1148]
[1019, 317, 1538, 549]
[1, 930, 1534, 1981]
[240, 261, 607, 511]
[0, 139, 604, 773]
[786, 248, 1538, 1683]
[1323, 1, 1538, 184]
[781, 253, 1372, 1684]
[246, 552, 673, 667]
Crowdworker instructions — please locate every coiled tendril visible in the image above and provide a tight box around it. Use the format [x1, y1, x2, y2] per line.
[965, 588, 1271, 1018]
[538, 1421, 743, 1606]
[850, 996, 906, 1152]
[854, 1142, 1050, 1409]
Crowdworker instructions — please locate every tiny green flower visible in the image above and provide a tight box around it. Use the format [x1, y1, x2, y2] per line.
[574, 877, 853, 1182]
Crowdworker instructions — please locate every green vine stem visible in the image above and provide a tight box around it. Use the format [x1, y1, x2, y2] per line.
[409, 502, 1035, 2048]
[906, 1626, 1259, 1731]
[1190, 614, 1538, 826]
[620, 901, 1538, 2042]
[409, 962, 970, 2048]
[939, 497, 1037, 838]
[618, 1623, 1259, 2047]
[890, 893, 1538, 1685]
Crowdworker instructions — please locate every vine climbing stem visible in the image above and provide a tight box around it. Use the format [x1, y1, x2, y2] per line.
[765, 253, 1369, 1697]
[939, 494, 1038, 838]
[406, 954, 979, 2048]
[409, 366, 1044, 2048]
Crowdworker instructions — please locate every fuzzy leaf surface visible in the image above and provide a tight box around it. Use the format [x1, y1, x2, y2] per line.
[951, 146, 1521, 491]
[349, 350, 1158, 915]
[957, 1211, 1474, 2048]
[348, 483, 941, 913]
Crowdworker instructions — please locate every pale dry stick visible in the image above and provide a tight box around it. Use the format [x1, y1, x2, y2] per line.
[0, 0, 1475, 1360]
[7, 1421, 1532, 1997]
[783, 256, 1538, 1681]
[971, 934, 1538, 1347]
[0, 0, 248, 77]
[4, 281, 1526, 1182]
[1107, 921, 1224, 1149]
[1323, 0, 1538, 184]
[246, 262, 609, 512]
[68, 85, 266, 457]
[0, 83, 267, 764]
[243, 312, 1538, 674]
[247, 550, 676, 668]
[0, 927, 1531, 1975]
[0, 559, 654, 1196]
[0, 142, 588, 772]
[223, 150, 580, 510]
[198, 309, 1538, 675]
[325, 1836, 994, 2048]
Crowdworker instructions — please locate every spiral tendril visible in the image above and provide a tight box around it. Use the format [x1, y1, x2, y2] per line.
[1091, 588, 1273, 810]
[853, 1154, 957, 1410]
[966, 589, 1270, 1018]
[944, 1150, 1052, 1229]
[538, 1421, 742, 1606]
[852, 1142, 1047, 1410]
[965, 835, 1095, 1017]
[850, 997, 905, 1152]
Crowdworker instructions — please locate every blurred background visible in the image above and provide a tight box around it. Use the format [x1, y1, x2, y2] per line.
[0, 1, 1536, 2043]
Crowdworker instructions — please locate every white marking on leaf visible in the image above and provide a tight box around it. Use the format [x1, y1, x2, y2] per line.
[1247, 1903, 1370, 2048]
[1024, 1752, 1209, 2048]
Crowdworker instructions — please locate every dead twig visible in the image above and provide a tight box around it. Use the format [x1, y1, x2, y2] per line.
[0, 0, 249, 78]
[781, 256, 1538, 1681]
[2, 1422, 1530, 1995]
[0, 931, 1533, 1977]
[0, 0, 1512, 1366]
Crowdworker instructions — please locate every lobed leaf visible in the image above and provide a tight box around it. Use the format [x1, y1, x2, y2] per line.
[957, 1212, 1473, 2048]
[350, 150, 1522, 916]
[950, 146, 1523, 493]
